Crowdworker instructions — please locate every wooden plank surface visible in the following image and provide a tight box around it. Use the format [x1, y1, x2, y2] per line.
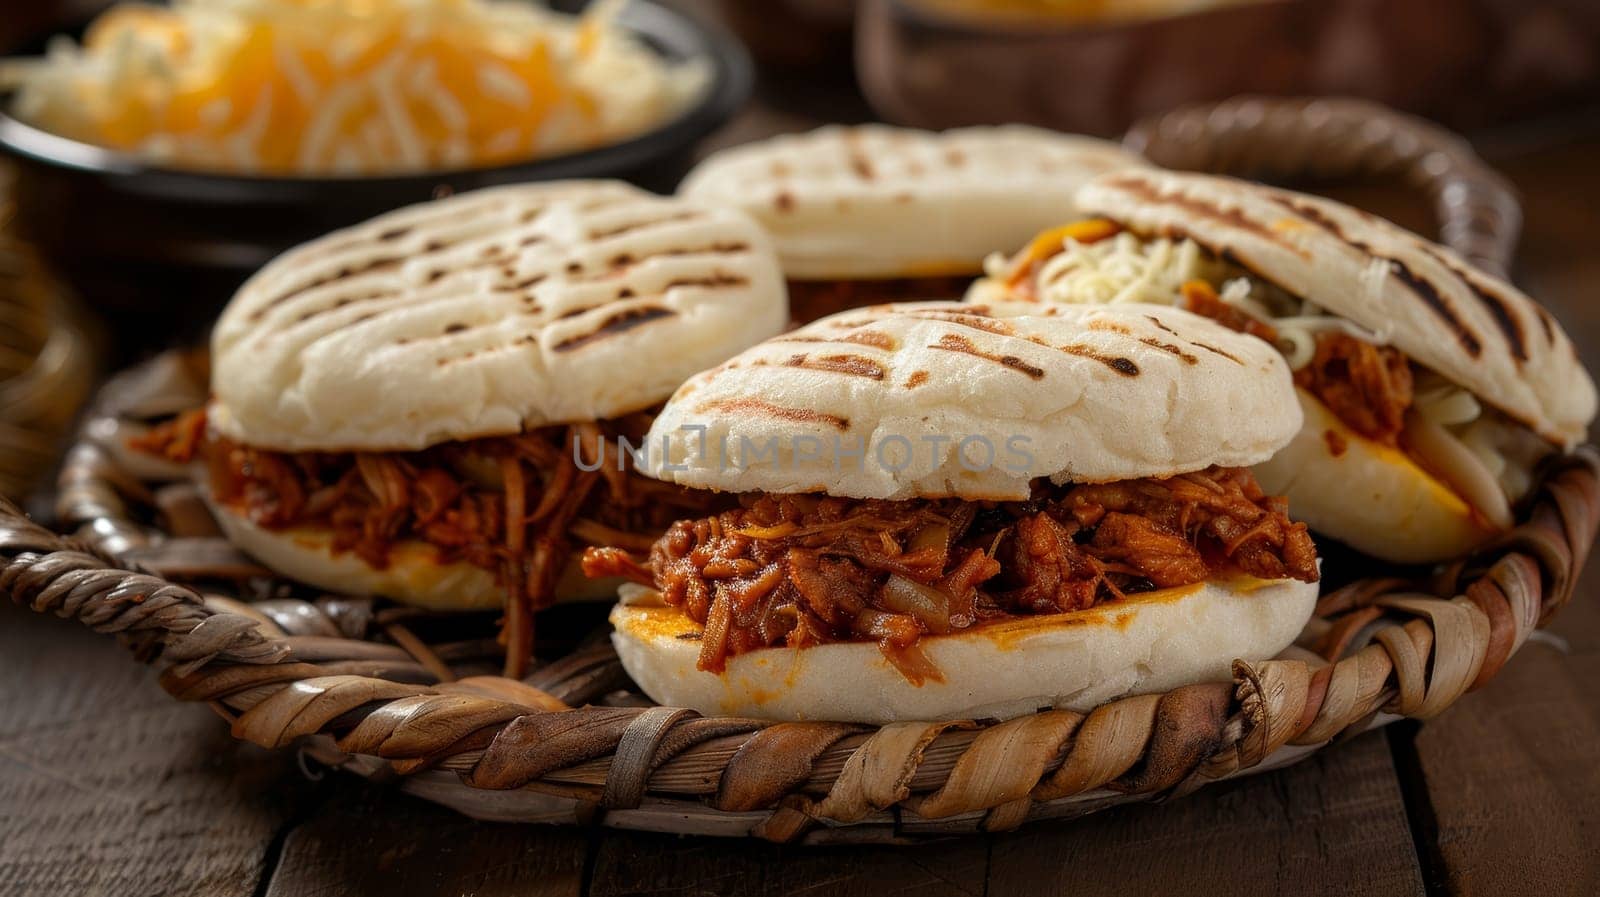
[262, 783, 590, 897]
[986, 731, 1424, 897]
[0, 603, 318, 897]
[1386, 134, 1600, 897]
[588, 827, 990, 897]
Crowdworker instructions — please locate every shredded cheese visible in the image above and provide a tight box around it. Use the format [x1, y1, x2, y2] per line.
[1030, 232, 1225, 306]
[995, 224, 1545, 503]
[2, 0, 708, 175]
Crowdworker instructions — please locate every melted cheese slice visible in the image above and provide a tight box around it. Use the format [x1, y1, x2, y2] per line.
[1254, 389, 1498, 564]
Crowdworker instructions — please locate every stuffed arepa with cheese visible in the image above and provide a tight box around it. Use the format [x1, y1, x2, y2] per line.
[968, 170, 1597, 564]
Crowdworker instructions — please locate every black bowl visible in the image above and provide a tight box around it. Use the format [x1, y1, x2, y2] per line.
[0, 1, 751, 349]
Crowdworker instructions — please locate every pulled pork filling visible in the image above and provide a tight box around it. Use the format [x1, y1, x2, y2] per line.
[583, 466, 1319, 683]
[1180, 280, 1415, 445]
[133, 408, 723, 676]
[998, 224, 1423, 447]
[1291, 329, 1414, 445]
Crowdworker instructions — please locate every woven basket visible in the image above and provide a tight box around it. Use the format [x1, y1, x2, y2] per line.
[0, 178, 95, 501]
[4, 99, 1595, 843]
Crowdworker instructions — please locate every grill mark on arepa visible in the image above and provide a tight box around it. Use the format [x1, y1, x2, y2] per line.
[662, 273, 750, 290]
[251, 257, 404, 320]
[1138, 338, 1198, 365]
[1146, 318, 1243, 364]
[1103, 173, 1310, 260]
[568, 245, 753, 284]
[902, 311, 1014, 336]
[1190, 341, 1242, 364]
[929, 333, 1045, 379]
[1418, 245, 1529, 363]
[553, 306, 676, 352]
[906, 370, 930, 388]
[1267, 195, 1485, 359]
[492, 273, 548, 293]
[772, 329, 898, 351]
[589, 210, 700, 240]
[287, 289, 393, 324]
[697, 398, 849, 431]
[1057, 343, 1140, 376]
[782, 353, 887, 380]
[1379, 259, 1484, 358]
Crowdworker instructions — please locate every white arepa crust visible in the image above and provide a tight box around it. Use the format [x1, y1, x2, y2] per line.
[611, 576, 1318, 724]
[1077, 170, 1597, 448]
[641, 301, 1301, 499]
[212, 502, 618, 611]
[1253, 389, 1496, 563]
[211, 180, 788, 452]
[679, 124, 1149, 280]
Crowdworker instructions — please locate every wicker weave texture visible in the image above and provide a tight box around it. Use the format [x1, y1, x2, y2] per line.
[5, 347, 1594, 842]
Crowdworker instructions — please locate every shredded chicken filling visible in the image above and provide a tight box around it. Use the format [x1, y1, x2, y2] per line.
[583, 466, 1319, 684]
[133, 408, 723, 677]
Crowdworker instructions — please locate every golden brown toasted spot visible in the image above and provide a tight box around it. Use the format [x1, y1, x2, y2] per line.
[930, 333, 1046, 379]
[774, 191, 796, 213]
[906, 370, 930, 388]
[771, 329, 899, 351]
[1089, 320, 1133, 335]
[697, 398, 850, 431]
[906, 311, 1015, 336]
[783, 353, 887, 380]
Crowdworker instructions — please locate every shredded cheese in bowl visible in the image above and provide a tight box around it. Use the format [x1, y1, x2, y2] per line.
[0, 0, 708, 175]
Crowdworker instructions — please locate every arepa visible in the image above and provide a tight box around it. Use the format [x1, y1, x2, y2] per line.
[968, 171, 1597, 563]
[136, 180, 788, 675]
[584, 301, 1319, 723]
[680, 124, 1149, 321]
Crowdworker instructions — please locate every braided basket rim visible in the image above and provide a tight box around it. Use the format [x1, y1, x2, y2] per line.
[5, 348, 1594, 843]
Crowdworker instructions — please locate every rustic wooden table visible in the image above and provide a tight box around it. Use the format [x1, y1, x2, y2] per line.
[3, 5, 1600, 896]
